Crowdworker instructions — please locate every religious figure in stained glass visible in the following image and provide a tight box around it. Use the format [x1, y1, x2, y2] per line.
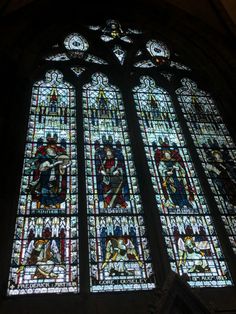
[178, 236, 211, 273]
[203, 140, 236, 208]
[84, 73, 155, 292]
[8, 70, 79, 295]
[17, 222, 65, 279]
[8, 18, 236, 297]
[95, 136, 129, 210]
[176, 78, 236, 255]
[101, 224, 143, 276]
[100, 19, 132, 43]
[133, 76, 232, 287]
[26, 134, 71, 209]
[153, 137, 194, 211]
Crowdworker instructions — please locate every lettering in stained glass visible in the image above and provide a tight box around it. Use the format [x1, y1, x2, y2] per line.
[8, 70, 79, 295]
[133, 76, 232, 287]
[176, 78, 236, 254]
[83, 73, 156, 292]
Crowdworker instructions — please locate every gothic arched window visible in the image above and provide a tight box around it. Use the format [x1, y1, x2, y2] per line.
[8, 19, 235, 296]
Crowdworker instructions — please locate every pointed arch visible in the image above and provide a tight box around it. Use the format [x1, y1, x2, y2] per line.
[133, 76, 232, 287]
[8, 70, 79, 295]
[176, 78, 236, 255]
[83, 73, 156, 292]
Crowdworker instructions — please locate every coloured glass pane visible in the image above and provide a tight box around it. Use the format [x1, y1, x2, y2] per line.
[83, 73, 156, 292]
[176, 78, 236, 254]
[8, 70, 79, 295]
[133, 76, 232, 287]
[64, 33, 89, 51]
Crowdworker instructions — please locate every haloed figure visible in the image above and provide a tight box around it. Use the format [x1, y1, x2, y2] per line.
[101, 237, 143, 276]
[27, 136, 71, 209]
[17, 238, 62, 279]
[178, 236, 211, 273]
[99, 147, 127, 209]
[206, 150, 236, 207]
[154, 139, 194, 210]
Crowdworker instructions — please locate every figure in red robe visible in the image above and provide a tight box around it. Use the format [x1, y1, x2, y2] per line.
[95, 136, 129, 209]
[27, 134, 71, 208]
[153, 138, 194, 210]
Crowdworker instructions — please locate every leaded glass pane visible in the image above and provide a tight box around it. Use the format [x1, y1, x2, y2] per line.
[45, 53, 70, 61]
[170, 61, 191, 71]
[71, 67, 85, 77]
[112, 45, 126, 65]
[176, 78, 236, 254]
[85, 54, 108, 65]
[83, 73, 156, 292]
[100, 20, 133, 43]
[8, 70, 79, 295]
[134, 60, 156, 68]
[133, 76, 232, 287]
[146, 40, 170, 59]
[64, 33, 89, 51]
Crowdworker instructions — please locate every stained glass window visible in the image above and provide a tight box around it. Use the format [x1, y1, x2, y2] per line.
[8, 70, 79, 295]
[7, 19, 236, 298]
[176, 78, 236, 254]
[83, 73, 155, 292]
[133, 76, 232, 287]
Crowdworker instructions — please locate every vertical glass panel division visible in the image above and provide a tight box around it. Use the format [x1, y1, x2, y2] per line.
[176, 78, 236, 255]
[8, 70, 79, 295]
[133, 76, 232, 287]
[83, 73, 155, 292]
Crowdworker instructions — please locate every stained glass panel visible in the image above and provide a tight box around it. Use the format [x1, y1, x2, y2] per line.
[64, 33, 89, 51]
[85, 54, 108, 65]
[45, 53, 70, 61]
[133, 76, 232, 287]
[83, 73, 155, 292]
[176, 78, 236, 254]
[8, 70, 79, 295]
[71, 67, 85, 77]
[112, 45, 126, 65]
[146, 40, 170, 59]
[134, 60, 156, 68]
[100, 20, 133, 43]
[170, 61, 191, 71]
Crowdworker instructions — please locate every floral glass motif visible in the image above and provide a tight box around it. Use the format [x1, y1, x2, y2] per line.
[8, 70, 79, 295]
[83, 73, 155, 292]
[176, 78, 236, 254]
[133, 76, 232, 287]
